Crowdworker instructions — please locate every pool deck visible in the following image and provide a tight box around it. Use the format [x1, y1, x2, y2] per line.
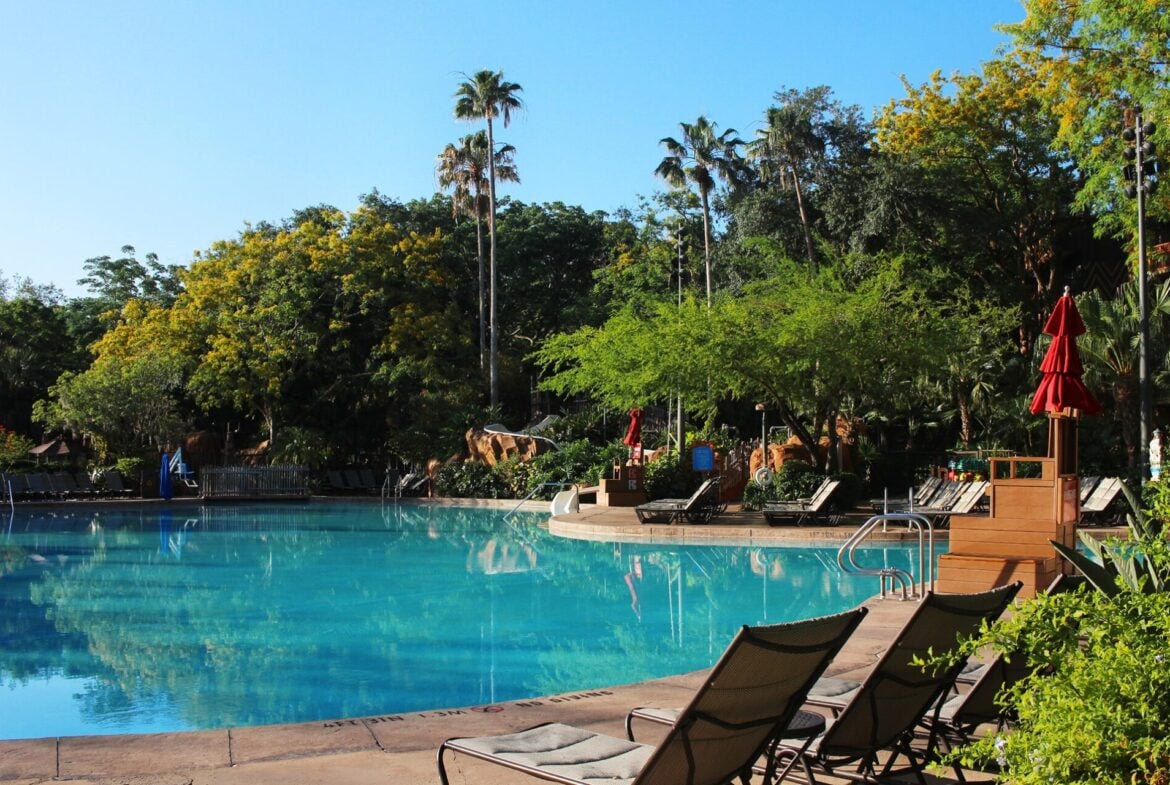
[0, 500, 1021, 784]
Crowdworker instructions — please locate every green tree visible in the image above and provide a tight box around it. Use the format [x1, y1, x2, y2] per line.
[33, 353, 189, 459]
[436, 130, 519, 371]
[453, 69, 525, 407]
[1001, 0, 1170, 238]
[874, 57, 1097, 353]
[655, 115, 745, 307]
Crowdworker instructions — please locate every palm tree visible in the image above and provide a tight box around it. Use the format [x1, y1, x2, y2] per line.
[436, 131, 519, 371]
[654, 116, 744, 307]
[748, 102, 822, 270]
[453, 70, 524, 406]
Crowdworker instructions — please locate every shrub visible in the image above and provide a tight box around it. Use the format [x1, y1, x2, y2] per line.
[434, 461, 506, 499]
[944, 482, 1170, 785]
[523, 439, 627, 500]
[773, 460, 821, 501]
[0, 426, 34, 471]
[643, 450, 694, 500]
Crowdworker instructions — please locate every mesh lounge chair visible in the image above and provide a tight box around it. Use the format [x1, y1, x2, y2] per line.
[1079, 476, 1124, 526]
[905, 481, 989, 529]
[869, 476, 943, 513]
[772, 583, 1022, 784]
[635, 477, 720, 524]
[763, 480, 841, 527]
[1078, 475, 1100, 505]
[437, 607, 868, 785]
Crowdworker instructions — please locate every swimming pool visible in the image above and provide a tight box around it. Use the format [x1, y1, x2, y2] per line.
[0, 501, 932, 740]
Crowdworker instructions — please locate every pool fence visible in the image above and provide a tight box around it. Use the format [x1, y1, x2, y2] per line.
[200, 465, 310, 500]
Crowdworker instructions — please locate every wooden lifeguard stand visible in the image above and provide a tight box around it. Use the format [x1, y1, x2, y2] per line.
[937, 415, 1079, 598]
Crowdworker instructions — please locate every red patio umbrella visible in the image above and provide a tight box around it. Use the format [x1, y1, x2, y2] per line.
[1029, 288, 1102, 416]
[622, 408, 643, 448]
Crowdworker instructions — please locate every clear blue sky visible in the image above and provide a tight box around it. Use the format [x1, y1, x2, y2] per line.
[0, 0, 1024, 298]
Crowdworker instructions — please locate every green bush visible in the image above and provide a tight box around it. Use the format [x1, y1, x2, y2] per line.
[523, 439, 627, 500]
[773, 460, 821, 501]
[944, 484, 1170, 784]
[644, 450, 695, 500]
[434, 461, 507, 499]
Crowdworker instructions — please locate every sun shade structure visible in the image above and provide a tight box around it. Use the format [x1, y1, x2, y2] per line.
[436, 607, 868, 785]
[1029, 287, 1102, 416]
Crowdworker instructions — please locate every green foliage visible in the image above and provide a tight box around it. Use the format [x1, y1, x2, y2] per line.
[945, 485, 1170, 785]
[267, 427, 332, 471]
[0, 426, 34, 471]
[949, 586, 1170, 785]
[772, 460, 821, 501]
[1055, 479, 1170, 596]
[434, 460, 508, 499]
[643, 451, 694, 500]
[524, 439, 626, 499]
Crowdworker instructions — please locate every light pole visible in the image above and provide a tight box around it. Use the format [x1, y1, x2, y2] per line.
[1122, 106, 1159, 477]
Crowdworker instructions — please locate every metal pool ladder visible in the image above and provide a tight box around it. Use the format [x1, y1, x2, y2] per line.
[837, 513, 935, 600]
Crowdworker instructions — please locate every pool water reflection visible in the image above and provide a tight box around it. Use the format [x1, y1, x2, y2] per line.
[0, 502, 933, 739]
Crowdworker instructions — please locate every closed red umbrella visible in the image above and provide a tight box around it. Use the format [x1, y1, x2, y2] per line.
[1029, 288, 1102, 416]
[622, 407, 643, 448]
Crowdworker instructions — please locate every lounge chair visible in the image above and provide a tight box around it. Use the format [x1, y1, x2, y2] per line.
[774, 583, 1022, 784]
[1078, 475, 1100, 505]
[101, 469, 131, 498]
[869, 476, 942, 513]
[49, 471, 82, 498]
[437, 607, 868, 785]
[72, 471, 100, 497]
[634, 477, 720, 524]
[763, 479, 841, 527]
[905, 480, 989, 529]
[26, 472, 55, 499]
[1079, 476, 1124, 525]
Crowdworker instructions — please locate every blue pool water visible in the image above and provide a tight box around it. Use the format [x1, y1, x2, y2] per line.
[0, 502, 933, 740]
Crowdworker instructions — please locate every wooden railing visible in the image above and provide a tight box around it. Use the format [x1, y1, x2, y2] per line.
[200, 465, 309, 499]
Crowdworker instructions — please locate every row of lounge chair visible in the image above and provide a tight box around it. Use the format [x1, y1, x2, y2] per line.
[1, 470, 131, 501]
[874, 474, 1126, 526]
[437, 582, 1023, 785]
[324, 469, 382, 495]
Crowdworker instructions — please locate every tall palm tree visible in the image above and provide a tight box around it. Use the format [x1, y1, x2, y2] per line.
[748, 102, 822, 271]
[453, 70, 524, 406]
[436, 131, 518, 371]
[655, 116, 744, 307]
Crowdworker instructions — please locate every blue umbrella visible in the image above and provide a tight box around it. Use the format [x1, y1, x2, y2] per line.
[159, 452, 173, 500]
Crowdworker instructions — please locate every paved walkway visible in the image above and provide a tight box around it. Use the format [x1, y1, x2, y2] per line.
[0, 502, 992, 784]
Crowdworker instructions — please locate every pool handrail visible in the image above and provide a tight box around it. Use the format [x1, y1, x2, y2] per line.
[837, 513, 934, 600]
[505, 480, 576, 521]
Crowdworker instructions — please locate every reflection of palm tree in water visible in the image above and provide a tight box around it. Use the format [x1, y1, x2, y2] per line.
[624, 555, 643, 620]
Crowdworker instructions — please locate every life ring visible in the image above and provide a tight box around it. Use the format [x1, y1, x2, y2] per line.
[753, 467, 774, 486]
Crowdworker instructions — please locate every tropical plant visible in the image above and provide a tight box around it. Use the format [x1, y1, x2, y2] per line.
[655, 115, 745, 306]
[436, 130, 519, 370]
[453, 69, 525, 406]
[1054, 480, 1170, 596]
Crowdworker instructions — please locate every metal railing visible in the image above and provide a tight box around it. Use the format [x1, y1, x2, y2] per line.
[838, 512, 935, 600]
[200, 465, 309, 499]
[505, 480, 575, 521]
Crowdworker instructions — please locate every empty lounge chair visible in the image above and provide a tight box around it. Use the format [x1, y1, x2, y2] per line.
[437, 607, 868, 785]
[763, 479, 841, 527]
[1079, 476, 1124, 525]
[634, 477, 720, 524]
[776, 583, 1022, 784]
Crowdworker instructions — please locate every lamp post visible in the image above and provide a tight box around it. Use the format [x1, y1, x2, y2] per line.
[1122, 107, 1159, 477]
